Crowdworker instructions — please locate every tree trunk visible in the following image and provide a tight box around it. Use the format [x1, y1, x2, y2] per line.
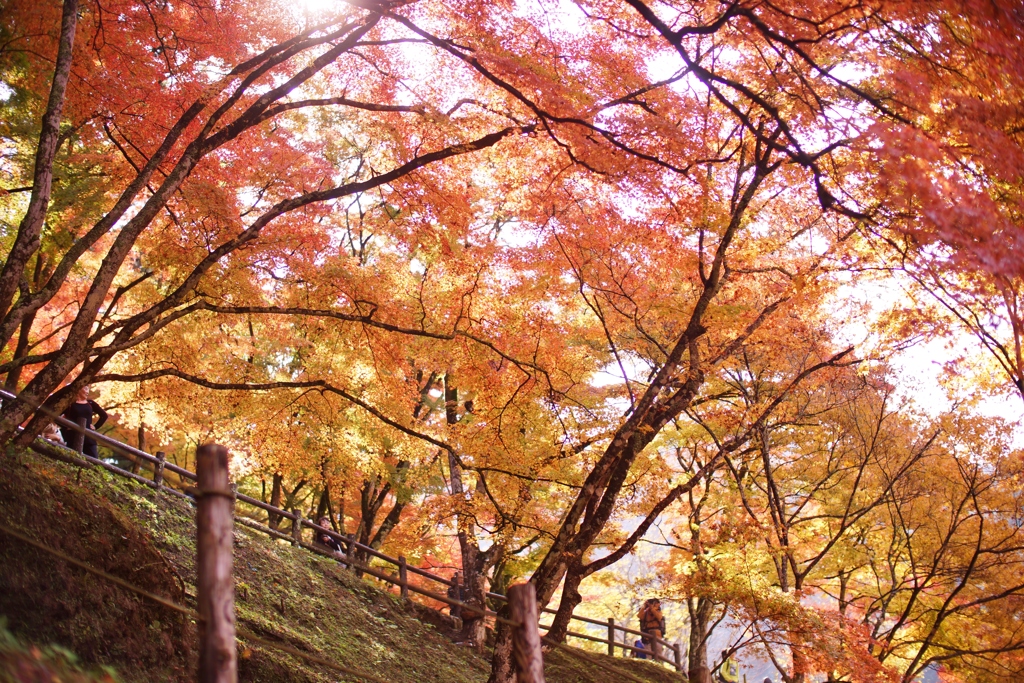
[791, 648, 810, 683]
[489, 559, 513, 609]
[545, 563, 584, 643]
[268, 472, 284, 530]
[0, 0, 78, 329]
[487, 433, 653, 682]
[369, 498, 407, 551]
[283, 479, 307, 516]
[2, 256, 43, 391]
[3, 310, 36, 393]
[459, 534, 487, 649]
[445, 374, 487, 648]
[687, 597, 715, 683]
[336, 480, 346, 533]
[315, 485, 331, 523]
[354, 475, 386, 569]
[487, 607, 516, 683]
[450, 451, 488, 647]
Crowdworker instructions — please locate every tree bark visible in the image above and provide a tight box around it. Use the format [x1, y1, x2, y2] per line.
[3, 254, 43, 392]
[446, 374, 488, 648]
[487, 609, 517, 683]
[0, 0, 78, 327]
[268, 472, 284, 530]
[315, 485, 331, 523]
[544, 563, 583, 643]
[687, 597, 715, 683]
[368, 495, 407, 550]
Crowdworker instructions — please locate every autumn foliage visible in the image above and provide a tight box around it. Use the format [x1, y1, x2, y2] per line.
[2, 0, 1023, 682]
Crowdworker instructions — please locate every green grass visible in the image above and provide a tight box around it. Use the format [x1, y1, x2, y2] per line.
[0, 444, 682, 683]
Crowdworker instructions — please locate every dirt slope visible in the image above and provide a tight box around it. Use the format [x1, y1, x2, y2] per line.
[0, 445, 681, 683]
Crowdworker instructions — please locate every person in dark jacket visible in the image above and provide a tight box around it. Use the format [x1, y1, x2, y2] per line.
[314, 516, 344, 554]
[60, 386, 108, 458]
[447, 571, 465, 620]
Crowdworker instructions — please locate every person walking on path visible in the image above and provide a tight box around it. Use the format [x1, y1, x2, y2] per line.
[60, 386, 107, 457]
[638, 598, 666, 660]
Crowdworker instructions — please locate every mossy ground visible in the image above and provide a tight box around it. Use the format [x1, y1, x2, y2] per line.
[0, 445, 682, 683]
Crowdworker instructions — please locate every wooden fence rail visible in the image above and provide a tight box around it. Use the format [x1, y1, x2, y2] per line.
[0, 387, 685, 672]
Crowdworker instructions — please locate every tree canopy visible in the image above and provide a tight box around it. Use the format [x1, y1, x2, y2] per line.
[2, 1, 1023, 682]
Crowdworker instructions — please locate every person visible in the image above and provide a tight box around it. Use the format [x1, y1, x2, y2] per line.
[631, 638, 647, 659]
[638, 598, 666, 660]
[60, 386, 107, 457]
[446, 570, 466, 634]
[447, 571, 464, 619]
[313, 516, 344, 554]
[41, 422, 64, 444]
[718, 650, 740, 683]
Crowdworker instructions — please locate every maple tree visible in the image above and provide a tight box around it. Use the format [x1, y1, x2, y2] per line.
[0, 0, 547, 444]
[3, 1, 1024, 682]
[405, 1, 896, 677]
[635, 361, 1024, 683]
[855, 0, 1024, 402]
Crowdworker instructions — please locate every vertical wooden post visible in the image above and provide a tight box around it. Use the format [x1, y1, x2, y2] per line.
[291, 510, 303, 546]
[607, 618, 615, 656]
[70, 417, 86, 453]
[196, 443, 236, 683]
[346, 534, 358, 572]
[153, 451, 166, 488]
[674, 642, 683, 671]
[399, 555, 409, 600]
[509, 583, 545, 683]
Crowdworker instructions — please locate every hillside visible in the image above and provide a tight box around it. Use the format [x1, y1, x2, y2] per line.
[0, 444, 681, 683]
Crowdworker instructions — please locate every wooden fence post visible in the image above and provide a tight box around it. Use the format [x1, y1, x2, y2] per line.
[153, 451, 166, 488]
[674, 642, 683, 671]
[607, 618, 615, 656]
[70, 417, 86, 453]
[291, 510, 303, 546]
[346, 534, 358, 572]
[509, 583, 545, 683]
[196, 443, 236, 683]
[398, 555, 409, 599]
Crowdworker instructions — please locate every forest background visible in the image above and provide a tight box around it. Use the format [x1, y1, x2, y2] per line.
[2, 0, 1024, 682]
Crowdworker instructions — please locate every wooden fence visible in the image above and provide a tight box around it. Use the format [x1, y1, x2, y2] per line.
[0, 387, 685, 672]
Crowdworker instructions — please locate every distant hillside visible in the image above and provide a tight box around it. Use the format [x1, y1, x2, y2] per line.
[0, 445, 682, 683]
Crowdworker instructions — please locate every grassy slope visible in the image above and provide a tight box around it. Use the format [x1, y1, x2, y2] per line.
[0, 445, 681, 683]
